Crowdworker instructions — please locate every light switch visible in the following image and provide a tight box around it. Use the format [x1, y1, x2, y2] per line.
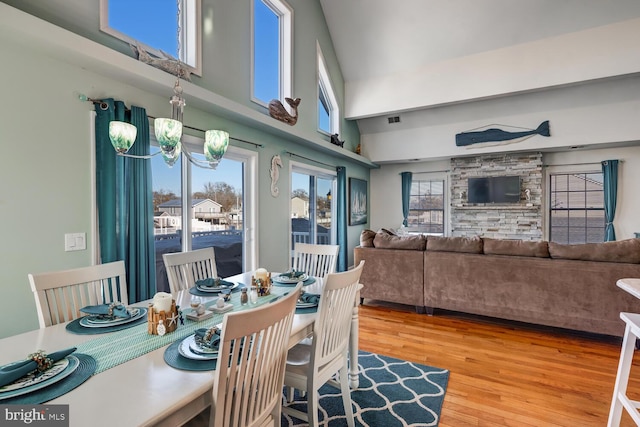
[65, 233, 86, 252]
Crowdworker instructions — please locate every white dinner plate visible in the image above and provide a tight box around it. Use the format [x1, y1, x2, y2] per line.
[196, 282, 239, 293]
[79, 307, 147, 328]
[0, 356, 80, 400]
[272, 274, 309, 284]
[179, 335, 218, 361]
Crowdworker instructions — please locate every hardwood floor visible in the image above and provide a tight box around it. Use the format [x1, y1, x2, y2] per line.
[358, 301, 640, 427]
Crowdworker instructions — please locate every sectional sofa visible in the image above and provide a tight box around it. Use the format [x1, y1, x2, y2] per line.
[354, 230, 640, 337]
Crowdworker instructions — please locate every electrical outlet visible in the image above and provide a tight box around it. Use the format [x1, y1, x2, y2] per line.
[64, 233, 86, 251]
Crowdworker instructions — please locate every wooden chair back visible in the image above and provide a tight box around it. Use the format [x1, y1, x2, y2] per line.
[210, 284, 301, 427]
[162, 247, 218, 293]
[292, 243, 339, 278]
[312, 260, 364, 368]
[28, 261, 128, 328]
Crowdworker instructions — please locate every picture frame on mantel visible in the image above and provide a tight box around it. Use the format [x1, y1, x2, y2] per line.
[349, 178, 368, 226]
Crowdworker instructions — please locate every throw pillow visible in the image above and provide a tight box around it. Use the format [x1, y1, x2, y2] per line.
[548, 238, 640, 263]
[373, 232, 426, 250]
[426, 236, 483, 254]
[359, 229, 376, 247]
[483, 238, 550, 258]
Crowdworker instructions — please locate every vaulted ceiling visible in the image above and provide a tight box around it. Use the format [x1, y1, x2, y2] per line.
[319, 0, 640, 122]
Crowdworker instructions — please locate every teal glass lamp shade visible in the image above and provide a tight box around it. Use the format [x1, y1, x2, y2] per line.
[204, 130, 229, 167]
[161, 140, 181, 167]
[109, 121, 137, 153]
[154, 118, 183, 155]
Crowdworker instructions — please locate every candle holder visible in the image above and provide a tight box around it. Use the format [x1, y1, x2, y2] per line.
[148, 299, 179, 335]
[251, 273, 272, 297]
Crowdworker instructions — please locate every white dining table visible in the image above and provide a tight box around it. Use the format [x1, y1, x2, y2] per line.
[0, 272, 361, 427]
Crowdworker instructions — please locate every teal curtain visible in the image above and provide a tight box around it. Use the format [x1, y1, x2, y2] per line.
[601, 160, 619, 242]
[336, 166, 348, 272]
[401, 172, 412, 226]
[95, 99, 157, 302]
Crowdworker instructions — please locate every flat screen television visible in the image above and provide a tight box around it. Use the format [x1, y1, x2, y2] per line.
[468, 176, 521, 203]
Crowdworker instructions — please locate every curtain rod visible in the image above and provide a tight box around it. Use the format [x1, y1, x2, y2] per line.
[86, 97, 263, 149]
[544, 160, 623, 167]
[284, 151, 337, 169]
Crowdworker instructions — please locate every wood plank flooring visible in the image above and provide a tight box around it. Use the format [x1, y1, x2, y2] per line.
[358, 301, 640, 427]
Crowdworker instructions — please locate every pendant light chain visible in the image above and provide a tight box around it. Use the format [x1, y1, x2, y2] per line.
[170, 0, 185, 123]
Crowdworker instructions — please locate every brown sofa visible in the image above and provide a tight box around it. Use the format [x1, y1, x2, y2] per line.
[354, 231, 640, 337]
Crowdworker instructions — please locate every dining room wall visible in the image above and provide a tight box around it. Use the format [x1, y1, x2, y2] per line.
[0, 2, 370, 339]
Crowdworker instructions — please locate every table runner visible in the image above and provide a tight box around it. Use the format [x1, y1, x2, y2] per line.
[74, 289, 287, 375]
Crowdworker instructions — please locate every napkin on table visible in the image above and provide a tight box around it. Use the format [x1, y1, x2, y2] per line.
[0, 347, 77, 388]
[298, 293, 320, 305]
[194, 327, 221, 349]
[80, 303, 130, 318]
[281, 269, 305, 279]
[196, 278, 233, 288]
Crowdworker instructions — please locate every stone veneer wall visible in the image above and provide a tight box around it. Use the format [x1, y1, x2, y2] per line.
[450, 153, 543, 240]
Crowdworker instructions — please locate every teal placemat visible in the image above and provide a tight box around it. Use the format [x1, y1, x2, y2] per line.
[74, 289, 285, 375]
[65, 308, 148, 335]
[0, 354, 96, 404]
[295, 306, 318, 315]
[272, 277, 316, 287]
[163, 340, 217, 371]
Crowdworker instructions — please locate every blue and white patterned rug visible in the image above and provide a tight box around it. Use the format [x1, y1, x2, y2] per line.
[281, 351, 449, 426]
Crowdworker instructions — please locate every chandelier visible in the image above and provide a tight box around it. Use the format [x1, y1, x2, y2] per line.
[107, 0, 228, 169]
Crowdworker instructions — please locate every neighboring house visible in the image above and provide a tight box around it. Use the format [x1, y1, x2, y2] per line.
[291, 196, 309, 218]
[158, 199, 226, 224]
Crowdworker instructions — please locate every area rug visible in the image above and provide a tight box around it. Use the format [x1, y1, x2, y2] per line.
[281, 351, 449, 426]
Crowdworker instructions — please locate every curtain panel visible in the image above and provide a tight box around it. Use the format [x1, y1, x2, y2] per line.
[601, 159, 619, 242]
[95, 99, 156, 302]
[336, 166, 348, 272]
[400, 172, 412, 227]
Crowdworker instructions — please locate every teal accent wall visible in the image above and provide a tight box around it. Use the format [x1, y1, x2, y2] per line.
[0, 1, 369, 339]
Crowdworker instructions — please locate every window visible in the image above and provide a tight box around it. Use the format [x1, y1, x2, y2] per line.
[99, 0, 202, 75]
[152, 133, 257, 292]
[317, 44, 339, 134]
[290, 164, 336, 258]
[549, 172, 604, 244]
[252, 0, 293, 105]
[407, 179, 445, 234]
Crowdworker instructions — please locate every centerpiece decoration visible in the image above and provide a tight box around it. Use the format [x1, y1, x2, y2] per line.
[148, 292, 180, 336]
[252, 268, 272, 297]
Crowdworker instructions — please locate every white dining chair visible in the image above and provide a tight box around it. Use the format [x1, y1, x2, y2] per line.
[282, 261, 364, 427]
[292, 243, 339, 278]
[162, 247, 218, 293]
[28, 260, 128, 328]
[207, 283, 301, 427]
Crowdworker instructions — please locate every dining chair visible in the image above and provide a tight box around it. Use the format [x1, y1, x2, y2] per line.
[292, 243, 339, 278]
[208, 283, 301, 427]
[28, 260, 128, 328]
[162, 247, 218, 293]
[282, 260, 365, 427]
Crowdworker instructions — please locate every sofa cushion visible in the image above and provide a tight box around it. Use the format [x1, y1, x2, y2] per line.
[426, 236, 483, 253]
[548, 238, 640, 263]
[373, 232, 426, 251]
[483, 238, 550, 258]
[360, 229, 376, 248]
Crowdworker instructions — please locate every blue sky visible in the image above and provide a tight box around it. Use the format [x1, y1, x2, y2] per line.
[109, 0, 325, 196]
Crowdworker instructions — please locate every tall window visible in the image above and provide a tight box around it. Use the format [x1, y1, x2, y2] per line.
[252, 0, 292, 105]
[408, 179, 445, 234]
[99, 0, 202, 75]
[152, 134, 256, 292]
[317, 45, 339, 135]
[549, 172, 604, 244]
[290, 164, 336, 256]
